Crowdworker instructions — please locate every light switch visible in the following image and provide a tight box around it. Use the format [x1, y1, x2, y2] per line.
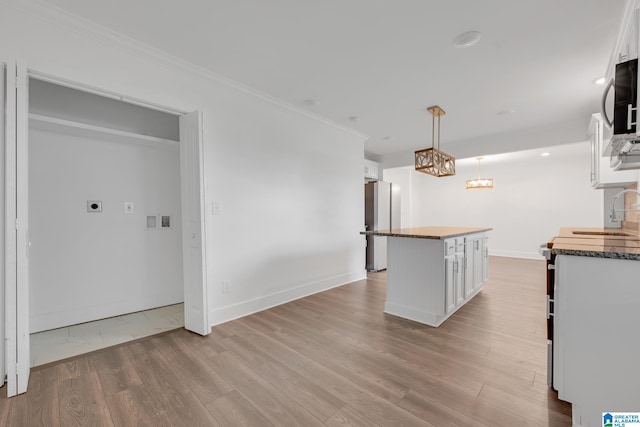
[212, 202, 221, 215]
[124, 202, 134, 213]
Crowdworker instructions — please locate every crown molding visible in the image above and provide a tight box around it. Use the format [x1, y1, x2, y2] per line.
[1, 0, 369, 140]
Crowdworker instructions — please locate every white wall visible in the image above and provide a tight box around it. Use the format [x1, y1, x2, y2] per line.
[29, 126, 183, 332]
[384, 142, 604, 259]
[0, 2, 366, 329]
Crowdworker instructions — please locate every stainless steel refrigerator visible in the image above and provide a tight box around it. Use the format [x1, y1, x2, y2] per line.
[365, 181, 401, 271]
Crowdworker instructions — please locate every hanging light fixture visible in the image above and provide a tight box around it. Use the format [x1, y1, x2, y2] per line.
[466, 157, 494, 190]
[415, 105, 455, 177]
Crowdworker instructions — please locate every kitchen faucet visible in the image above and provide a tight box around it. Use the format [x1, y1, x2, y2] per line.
[609, 189, 640, 222]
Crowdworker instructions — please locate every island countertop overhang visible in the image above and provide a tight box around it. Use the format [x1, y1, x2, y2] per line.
[361, 226, 492, 240]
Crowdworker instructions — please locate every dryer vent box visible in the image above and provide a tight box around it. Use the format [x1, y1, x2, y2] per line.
[87, 200, 102, 213]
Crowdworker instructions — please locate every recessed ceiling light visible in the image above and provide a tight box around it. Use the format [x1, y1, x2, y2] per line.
[593, 77, 606, 85]
[453, 31, 482, 48]
[541, 152, 550, 157]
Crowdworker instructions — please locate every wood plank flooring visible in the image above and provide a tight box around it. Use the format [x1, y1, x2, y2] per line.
[0, 256, 571, 426]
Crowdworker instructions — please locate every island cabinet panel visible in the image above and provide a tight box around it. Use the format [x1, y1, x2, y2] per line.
[465, 238, 476, 299]
[465, 235, 486, 298]
[481, 236, 489, 284]
[444, 256, 457, 314]
[385, 232, 488, 327]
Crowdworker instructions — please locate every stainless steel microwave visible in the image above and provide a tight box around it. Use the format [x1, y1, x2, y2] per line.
[603, 58, 638, 139]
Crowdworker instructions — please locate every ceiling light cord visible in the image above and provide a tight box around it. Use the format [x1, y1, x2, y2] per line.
[432, 114, 435, 150]
[437, 114, 441, 151]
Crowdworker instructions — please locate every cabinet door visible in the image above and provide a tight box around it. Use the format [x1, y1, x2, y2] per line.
[455, 253, 465, 306]
[473, 238, 483, 289]
[482, 237, 489, 283]
[464, 240, 474, 298]
[445, 256, 456, 314]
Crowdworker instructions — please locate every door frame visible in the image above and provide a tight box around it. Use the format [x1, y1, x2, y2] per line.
[4, 68, 211, 395]
[4, 60, 29, 396]
[0, 62, 7, 391]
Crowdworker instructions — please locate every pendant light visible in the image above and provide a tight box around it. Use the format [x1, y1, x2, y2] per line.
[415, 105, 455, 177]
[466, 157, 494, 190]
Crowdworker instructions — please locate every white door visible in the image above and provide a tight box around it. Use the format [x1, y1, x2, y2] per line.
[5, 60, 30, 396]
[0, 63, 6, 389]
[179, 111, 209, 336]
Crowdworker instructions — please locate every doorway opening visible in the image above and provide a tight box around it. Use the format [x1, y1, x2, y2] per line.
[4, 64, 209, 395]
[27, 77, 186, 366]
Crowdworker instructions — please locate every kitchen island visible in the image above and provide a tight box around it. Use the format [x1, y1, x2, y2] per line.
[362, 226, 491, 327]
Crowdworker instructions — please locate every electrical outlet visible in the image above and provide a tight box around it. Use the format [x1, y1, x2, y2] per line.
[222, 280, 230, 293]
[124, 202, 134, 213]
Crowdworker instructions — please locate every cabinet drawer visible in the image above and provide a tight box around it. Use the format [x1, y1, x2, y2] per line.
[445, 238, 464, 255]
[445, 239, 456, 255]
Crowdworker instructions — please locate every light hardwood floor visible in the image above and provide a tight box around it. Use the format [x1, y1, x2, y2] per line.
[0, 256, 571, 426]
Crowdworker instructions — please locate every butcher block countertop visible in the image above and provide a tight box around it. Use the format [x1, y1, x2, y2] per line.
[361, 226, 492, 240]
[551, 227, 640, 260]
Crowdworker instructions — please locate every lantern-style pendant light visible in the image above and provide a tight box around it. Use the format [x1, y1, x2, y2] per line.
[415, 106, 455, 177]
[466, 156, 494, 190]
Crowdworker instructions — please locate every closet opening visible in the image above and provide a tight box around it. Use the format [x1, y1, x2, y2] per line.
[28, 78, 187, 366]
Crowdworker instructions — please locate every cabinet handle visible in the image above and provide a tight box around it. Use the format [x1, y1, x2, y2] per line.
[601, 78, 614, 129]
[628, 103, 637, 130]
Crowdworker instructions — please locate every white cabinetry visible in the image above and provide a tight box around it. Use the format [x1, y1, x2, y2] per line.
[464, 235, 487, 298]
[445, 238, 465, 313]
[444, 256, 456, 314]
[589, 113, 637, 188]
[606, 0, 640, 81]
[553, 254, 640, 427]
[481, 236, 488, 283]
[385, 232, 488, 327]
[364, 159, 380, 181]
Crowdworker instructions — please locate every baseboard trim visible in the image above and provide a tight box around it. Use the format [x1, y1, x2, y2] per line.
[209, 270, 367, 327]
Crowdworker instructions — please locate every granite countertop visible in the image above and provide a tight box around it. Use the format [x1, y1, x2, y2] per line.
[551, 227, 640, 260]
[361, 226, 492, 240]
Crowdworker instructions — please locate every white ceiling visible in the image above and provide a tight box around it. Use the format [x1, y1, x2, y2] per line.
[42, 0, 625, 162]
